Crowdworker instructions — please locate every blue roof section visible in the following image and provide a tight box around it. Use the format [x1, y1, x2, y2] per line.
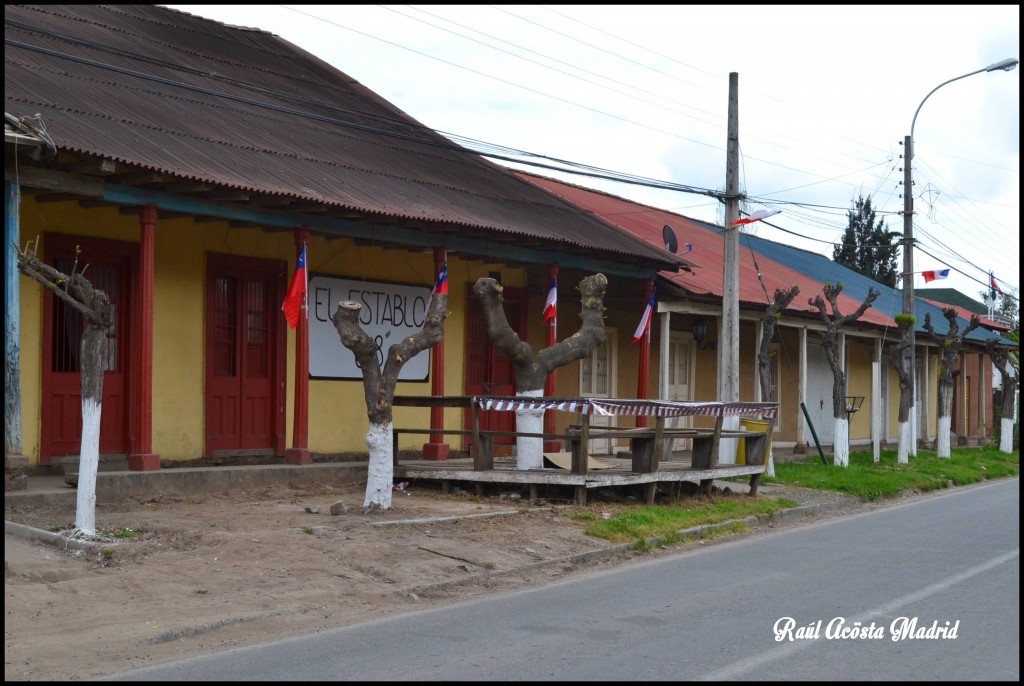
[739, 233, 1009, 345]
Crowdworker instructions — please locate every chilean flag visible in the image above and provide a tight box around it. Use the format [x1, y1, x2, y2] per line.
[282, 242, 307, 329]
[921, 268, 949, 283]
[543, 276, 557, 322]
[425, 262, 448, 313]
[990, 273, 1004, 296]
[732, 209, 781, 226]
[630, 288, 656, 345]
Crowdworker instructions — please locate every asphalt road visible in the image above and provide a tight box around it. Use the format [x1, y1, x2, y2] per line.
[107, 478, 1020, 681]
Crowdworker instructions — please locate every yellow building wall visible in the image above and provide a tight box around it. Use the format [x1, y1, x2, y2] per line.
[17, 200, 141, 463]
[15, 197, 533, 463]
[846, 337, 874, 440]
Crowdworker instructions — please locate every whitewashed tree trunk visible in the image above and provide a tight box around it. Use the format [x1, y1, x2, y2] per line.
[363, 422, 394, 509]
[75, 398, 101, 535]
[17, 243, 113, 537]
[936, 415, 952, 458]
[922, 307, 978, 460]
[471, 275, 608, 472]
[764, 446, 775, 478]
[515, 389, 544, 470]
[897, 421, 910, 464]
[833, 417, 850, 467]
[1001, 417, 1014, 453]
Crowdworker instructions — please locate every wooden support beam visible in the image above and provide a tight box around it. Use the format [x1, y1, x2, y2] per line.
[109, 171, 166, 186]
[4, 165, 104, 196]
[164, 181, 213, 193]
[248, 195, 295, 207]
[64, 158, 118, 175]
[208, 190, 249, 201]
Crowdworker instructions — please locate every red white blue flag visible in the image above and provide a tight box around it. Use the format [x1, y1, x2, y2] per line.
[543, 276, 557, 322]
[282, 242, 307, 329]
[990, 272, 1004, 297]
[732, 209, 781, 226]
[921, 268, 949, 283]
[425, 262, 448, 313]
[630, 288, 656, 345]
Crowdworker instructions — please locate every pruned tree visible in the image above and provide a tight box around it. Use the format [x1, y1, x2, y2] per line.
[809, 282, 880, 467]
[16, 238, 112, 535]
[757, 285, 799, 479]
[886, 314, 915, 464]
[332, 293, 448, 509]
[923, 308, 981, 458]
[473, 274, 608, 470]
[985, 338, 1019, 454]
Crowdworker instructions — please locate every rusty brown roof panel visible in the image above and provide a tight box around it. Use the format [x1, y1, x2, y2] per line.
[4, 4, 689, 271]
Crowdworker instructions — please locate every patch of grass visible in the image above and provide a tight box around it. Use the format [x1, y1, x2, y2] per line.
[570, 512, 595, 522]
[583, 496, 789, 544]
[49, 523, 67, 533]
[111, 527, 137, 539]
[766, 445, 1019, 501]
[303, 526, 315, 535]
[100, 548, 115, 560]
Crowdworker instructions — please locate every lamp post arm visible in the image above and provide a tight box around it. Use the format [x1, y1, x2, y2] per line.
[910, 58, 1019, 149]
[910, 67, 986, 151]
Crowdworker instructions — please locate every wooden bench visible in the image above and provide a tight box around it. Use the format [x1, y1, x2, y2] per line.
[391, 395, 777, 502]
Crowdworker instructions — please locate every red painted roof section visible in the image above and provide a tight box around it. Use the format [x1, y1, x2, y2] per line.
[920, 298, 1007, 332]
[519, 172, 896, 327]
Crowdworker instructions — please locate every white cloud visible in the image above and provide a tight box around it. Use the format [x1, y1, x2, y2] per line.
[167, 4, 1019, 302]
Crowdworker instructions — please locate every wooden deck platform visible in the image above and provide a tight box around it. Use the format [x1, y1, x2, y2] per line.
[392, 396, 778, 505]
[395, 455, 768, 504]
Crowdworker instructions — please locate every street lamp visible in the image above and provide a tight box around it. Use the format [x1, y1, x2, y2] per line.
[901, 57, 1018, 451]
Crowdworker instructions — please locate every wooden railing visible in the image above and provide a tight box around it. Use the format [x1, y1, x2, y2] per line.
[392, 396, 777, 475]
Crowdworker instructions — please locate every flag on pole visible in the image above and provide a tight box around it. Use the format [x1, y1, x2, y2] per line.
[921, 268, 950, 283]
[731, 209, 781, 226]
[543, 276, 557, 322]
[282, 242, 307, 329]
[990, 272, 1004, 297]
[425, 262, 448, 313]
[630, 288, 656, 345]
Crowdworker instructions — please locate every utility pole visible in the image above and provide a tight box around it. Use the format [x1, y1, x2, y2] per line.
[901, 135, 917, 455]
[897, 57, 1017, 460]
[719, 71, 741, 464]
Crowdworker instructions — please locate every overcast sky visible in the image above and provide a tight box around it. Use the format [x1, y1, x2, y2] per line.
[167, 4, 1019, 306]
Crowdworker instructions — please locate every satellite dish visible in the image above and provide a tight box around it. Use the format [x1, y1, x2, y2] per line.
[662, 224, 679, 254]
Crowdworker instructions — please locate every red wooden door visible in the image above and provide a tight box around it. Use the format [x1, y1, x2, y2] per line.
[463, 286, 527, 452]
[205, 255, 283, 456]
[40, 236, 132, 462]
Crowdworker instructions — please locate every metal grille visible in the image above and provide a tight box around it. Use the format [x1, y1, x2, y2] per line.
[213, 276, 237, 377]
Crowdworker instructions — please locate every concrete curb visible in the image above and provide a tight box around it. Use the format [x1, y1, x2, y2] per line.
[5, 520, 108, 554]
[401, 500, 847, 599]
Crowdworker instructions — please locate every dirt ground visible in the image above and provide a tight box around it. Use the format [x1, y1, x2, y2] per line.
[4, 478, 851, 681]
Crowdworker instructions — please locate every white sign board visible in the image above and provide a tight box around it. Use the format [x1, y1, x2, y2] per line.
[309, 274, 433, 381]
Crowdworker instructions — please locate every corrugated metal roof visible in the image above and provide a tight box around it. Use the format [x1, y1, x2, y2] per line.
[4, 4, 685, 271]
[520, 171, 895, 327]
[740, 235, 1003, 343]
[521, 171, 1010, 344]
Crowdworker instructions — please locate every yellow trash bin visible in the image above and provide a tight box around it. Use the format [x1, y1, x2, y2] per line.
[738, 418, 770, 465]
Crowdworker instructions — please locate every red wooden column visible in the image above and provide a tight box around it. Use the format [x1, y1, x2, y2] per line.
[422, 247, 449, 461]
[635, 278, 655, 429]
[286, 227, 312, 465]
[128, 205, 160, 471]
[543, 263, 562, 452]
